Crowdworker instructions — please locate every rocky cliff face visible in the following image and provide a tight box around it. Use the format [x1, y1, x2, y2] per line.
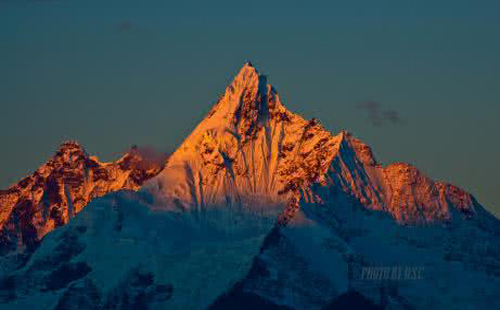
[0, 142, 165, 254]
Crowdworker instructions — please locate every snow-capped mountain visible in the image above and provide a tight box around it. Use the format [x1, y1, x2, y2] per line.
[0, 63, 498, 310]
[0, 142, 165, 255]
[144, 62, 340, 232]
[146, 62, 483, 226]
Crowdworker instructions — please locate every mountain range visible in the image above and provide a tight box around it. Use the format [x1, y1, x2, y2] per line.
[0, 63, 498, 310]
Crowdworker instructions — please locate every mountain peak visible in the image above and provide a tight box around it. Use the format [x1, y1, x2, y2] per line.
[0, 141, 164, 254]
[180, 63, 286, 146]
[147, 63, 313, 208]
[149, 63, 487, 227]
[58, 140, 84, 152]
[229, 62, 262, 95]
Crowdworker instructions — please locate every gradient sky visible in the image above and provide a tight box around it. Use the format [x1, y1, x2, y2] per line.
[1, 0, 499, 217]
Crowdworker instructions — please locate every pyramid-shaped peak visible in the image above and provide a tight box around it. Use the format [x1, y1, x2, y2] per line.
[210, 62, 282, 127]
[161, 62, 291, 166]
[231, 62, 261, 88]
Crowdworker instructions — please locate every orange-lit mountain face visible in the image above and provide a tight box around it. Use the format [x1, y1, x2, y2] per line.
[0, 63, 498, 310]
[0, 141, 165, 254]
[146, 62, 480, 226]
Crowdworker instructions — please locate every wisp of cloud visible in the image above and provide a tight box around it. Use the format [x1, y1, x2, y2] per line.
[356, 101, 403, 126]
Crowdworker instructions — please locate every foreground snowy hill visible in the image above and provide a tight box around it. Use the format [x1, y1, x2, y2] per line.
[0, 63, 498, 310]
[0, 190, 273, 310]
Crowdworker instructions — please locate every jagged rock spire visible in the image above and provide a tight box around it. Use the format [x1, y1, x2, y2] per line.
[0, 141, 164, 254]
[208, 62, 271, 124]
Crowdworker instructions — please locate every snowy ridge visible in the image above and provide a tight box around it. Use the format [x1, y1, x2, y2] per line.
[319, 132, 478, 224]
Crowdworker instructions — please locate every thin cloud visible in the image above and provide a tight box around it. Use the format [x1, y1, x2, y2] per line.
[129, 145, 170, 170]
[356, 101, 403, 126]
[118, 20, 133, 33]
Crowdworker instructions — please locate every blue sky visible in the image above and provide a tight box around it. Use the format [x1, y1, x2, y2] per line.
[1, 0, 499, 216]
